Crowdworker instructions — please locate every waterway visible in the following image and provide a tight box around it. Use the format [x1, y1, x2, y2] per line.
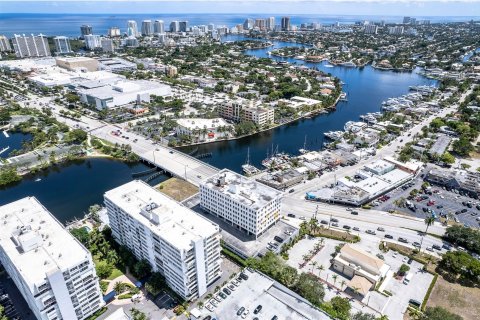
[0, 158, 167, 223]
[0, 131, 32, 158]
[179, 35, 437, 171]
[1, 36, 437, 221]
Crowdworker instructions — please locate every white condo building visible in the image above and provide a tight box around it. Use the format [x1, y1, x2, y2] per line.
[104, 181, 222, 300]
[141, 20, 154, 36]
[53, 36, 72, 54]
[12, 34, 50, 58]
[0, 197, 104, 320]
[200, 169, 283, 237]
[153, 20, 165, 34]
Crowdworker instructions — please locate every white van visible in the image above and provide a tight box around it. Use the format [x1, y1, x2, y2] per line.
[403, 273, 413, 285]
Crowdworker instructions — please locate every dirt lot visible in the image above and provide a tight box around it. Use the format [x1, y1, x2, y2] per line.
[156, 178, 198, 202]
[427, 276, 480, 320]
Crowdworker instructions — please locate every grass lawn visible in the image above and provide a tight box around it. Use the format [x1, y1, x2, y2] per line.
[107, 268, 124, 280]
[427, 276, 480, 320]
[156, 177, 198, 202]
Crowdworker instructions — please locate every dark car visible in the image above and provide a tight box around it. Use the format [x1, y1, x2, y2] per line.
[461, 209, 468, 213]
[254, 305, 262, 314]
[320, 220, 328, 225]
[343, 225, 351, 230]
[237, 307, 245, 316]
[377, 227, 385, 232]
[409, 299, 421, 308]
[432, 244, 441, 250]
[442, 244, 452, 251]
[332, 222, 339, 227]
[351, 211, 359, 215]
[223, 288, 231, 295]
[385, 234, 393, 239]
[331, 218, 339, 223]
[287, 213, 296, 218]
[408, 258, 413, 265]
[413, 242, 421, 248]
[240, 273, 249, 280]
[398, 237, 408, 243]
[219, 292, 227, 299]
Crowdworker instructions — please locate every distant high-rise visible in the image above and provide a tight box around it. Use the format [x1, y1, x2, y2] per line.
[364, 25, 378, 35]
[281, 16, 291, 31]
[208, 23, 215, 31]
[80, 25, 93, 37]
[243, 18, 254, 30]
[127, 20, 138, 37]
[266, 17, 275, 30]
[179, 21, 189, 32]
[388, 26, 404, 35]
[53, 36, 72, 54]
[154, 20, 165, 34]
[84, 34, 101, 50]
[141, 20, 154, 36]
[403, 16, 411, 24]
[108, 27, 121, 37]
[12, 34, 50, 58]
[255, 19, 266, 30]
[170, 21, 180, 32]
[101, 38, 115, 53]
[0, 35, 12, 52]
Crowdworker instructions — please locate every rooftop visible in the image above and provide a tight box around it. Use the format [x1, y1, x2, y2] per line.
[0, 197, 90, 286]
[105, 180, 219, 251]
[202, 169, 283, 210]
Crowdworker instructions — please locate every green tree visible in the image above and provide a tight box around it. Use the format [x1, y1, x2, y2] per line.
[452, 136, 474, 156]
[130, 308, 149, 320]
[398, 264, 410, 276]
[95, 260, 113, 279]
[0, 305, 8, 320]
[65, 129, 88, 144]
[420, 216, 436, 251]
[440, 152, 455, 164]
[294, 272, 325, 306]
[0, 166, 21, 186]
[133, 259, 152, 278]
[70, 227, 90, 246]
[330, 296, 352, 320]
[421, 306, 463, 320]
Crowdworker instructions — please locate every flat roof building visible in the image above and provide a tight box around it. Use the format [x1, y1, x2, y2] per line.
[76, 79, 171, 110]
[56, 56, 99, 72]
[104, 180, 222, 300]
[12, 34, 50, 58]
[0, 197, 104, 320]
[333, 244, 390, 290]
[200, 169, 283, 237]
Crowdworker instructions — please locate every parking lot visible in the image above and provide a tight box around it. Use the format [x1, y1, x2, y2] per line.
[0, 271, 36, 320]
[199, 268, 331, 320]
[375, 170, 480, 228]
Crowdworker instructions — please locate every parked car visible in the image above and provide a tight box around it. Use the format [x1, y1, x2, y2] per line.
[287, 213, 296, 218]
[385, 234, 393, 239]
[320, 220, 328, 225]
[413, 242, 421, 248]
[351, 211, 359, 215]
[331, 218, 339, 223]
[377, 227, 385, 232]
[398, 237, 408, 243]
[254, 305, 262, 314]
[353, 227, 360, 231]
[343, 225, 351, 230]
[366, 230, 376, 235]
[223, 288, 231, 295]
[237, 307, 245, 316]
[432, 244, 442, 250]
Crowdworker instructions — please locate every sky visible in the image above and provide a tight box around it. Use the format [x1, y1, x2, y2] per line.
[0, 0, 479, 16]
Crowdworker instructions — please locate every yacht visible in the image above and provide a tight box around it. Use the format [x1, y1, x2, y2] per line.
[242, 148, 260, 176]
[324, 131, 344, 141]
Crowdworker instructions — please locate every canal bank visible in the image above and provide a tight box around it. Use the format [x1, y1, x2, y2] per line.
[1, 36, 437, 221]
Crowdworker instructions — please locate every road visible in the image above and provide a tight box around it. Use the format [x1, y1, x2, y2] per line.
[17, 96, 219, 186]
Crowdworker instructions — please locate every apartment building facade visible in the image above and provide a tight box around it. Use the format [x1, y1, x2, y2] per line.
[104, 180, 222, 300]
[200, 169, 283, 238]
[0, 197, 104, 320]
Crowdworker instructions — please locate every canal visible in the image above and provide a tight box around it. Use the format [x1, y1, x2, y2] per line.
[1, 37, 437, 221]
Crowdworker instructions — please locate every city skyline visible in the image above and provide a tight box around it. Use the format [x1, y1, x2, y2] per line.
[1, 0, 480, 16]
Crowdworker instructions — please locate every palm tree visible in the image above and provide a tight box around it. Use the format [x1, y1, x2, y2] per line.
[332, 274, 338, 286]
[316, 265, 325, 278]
[310, 261, 317, 273]
[113, 281, 125, 294]
[340, 280, 347, 291]
[420, 216, 436, 252]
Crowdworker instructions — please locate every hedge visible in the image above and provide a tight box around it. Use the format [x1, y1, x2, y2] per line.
[85, 307, 107, 320]
[118, 293, 134, 300]
[221, 246, 247, 267]
[421, 273, 438, 311]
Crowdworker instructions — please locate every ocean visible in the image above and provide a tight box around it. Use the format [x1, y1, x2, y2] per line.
[0, 13, 477, 38]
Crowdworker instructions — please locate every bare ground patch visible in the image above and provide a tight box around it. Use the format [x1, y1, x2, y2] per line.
[427, 276, 480, 320]
[156, 178, 198, 202]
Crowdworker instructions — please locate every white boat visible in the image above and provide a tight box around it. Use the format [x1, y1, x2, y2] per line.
[294, 55, 305, 60]
[0, 146, 9, 155]
[324, 64, 334, 68]
[35, 178, 41, 182]
[242, 148, 260, 176]
[324, 131, 344, 141]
